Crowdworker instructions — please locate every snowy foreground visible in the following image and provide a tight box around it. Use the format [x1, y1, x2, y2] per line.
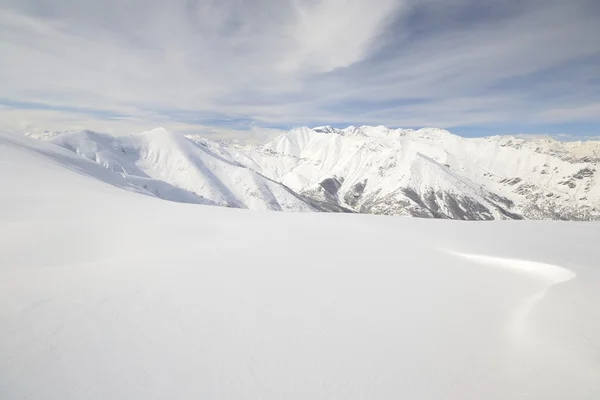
[1, 131, 600, 399]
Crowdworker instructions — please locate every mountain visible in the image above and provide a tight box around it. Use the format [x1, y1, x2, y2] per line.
[227, 126, 600, 220]
[27, 128, 322, 212]
[2, 129, 600, 399]
[28, 126, 600, 220]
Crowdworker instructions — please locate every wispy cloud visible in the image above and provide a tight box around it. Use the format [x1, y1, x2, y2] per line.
[0, 0, 599, 138]
[538, 103, 600, 123]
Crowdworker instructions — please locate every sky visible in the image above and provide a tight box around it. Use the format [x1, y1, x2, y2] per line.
[0, 0, 599, 141]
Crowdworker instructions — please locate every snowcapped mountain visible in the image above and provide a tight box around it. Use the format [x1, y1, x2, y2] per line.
[28, 125, 600, 220]
[227, 126, 600, 220]
[27, 128, 323, 212]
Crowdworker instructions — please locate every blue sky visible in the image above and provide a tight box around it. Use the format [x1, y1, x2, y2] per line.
[0, 0, 599, 141]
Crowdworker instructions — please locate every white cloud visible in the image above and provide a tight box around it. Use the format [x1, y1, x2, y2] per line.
[538, 104, 600, 123]
[0, 107, 284, 141]
[279, 0, 403, 73]
[0, 0, 599, 137]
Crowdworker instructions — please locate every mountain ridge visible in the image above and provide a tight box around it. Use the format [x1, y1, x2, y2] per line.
[225, 126, 600, 220]
[26, 126, 600, 220]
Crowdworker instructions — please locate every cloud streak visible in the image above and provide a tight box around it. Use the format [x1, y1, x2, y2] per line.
[0, 0, 599, 139]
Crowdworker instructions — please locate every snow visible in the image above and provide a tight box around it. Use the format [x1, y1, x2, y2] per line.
[1, 131, 600, 399]
[36, 128, 315, 211]
[231, 126, 600, 219]
[28, 126, 600, 219]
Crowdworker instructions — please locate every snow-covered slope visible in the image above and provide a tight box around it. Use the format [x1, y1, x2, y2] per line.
[29, 128, 318, 212]
[230, 126, 600, 220]
[2, 131, 600, 399]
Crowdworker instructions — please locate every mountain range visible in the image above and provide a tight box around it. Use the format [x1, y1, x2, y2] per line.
[4, 127, 600, 399]
[28, 125, 600, 220]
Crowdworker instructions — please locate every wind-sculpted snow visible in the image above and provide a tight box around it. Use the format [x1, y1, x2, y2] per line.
[448, 252, 576, 284]
[447, 252, 577, 337]
[1, 131, 600, 399]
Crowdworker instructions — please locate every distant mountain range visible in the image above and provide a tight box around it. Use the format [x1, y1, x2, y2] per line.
[28, 126, 600, 220]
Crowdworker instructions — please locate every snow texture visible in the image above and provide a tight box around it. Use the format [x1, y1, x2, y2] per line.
[2, 131, 600, 399]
